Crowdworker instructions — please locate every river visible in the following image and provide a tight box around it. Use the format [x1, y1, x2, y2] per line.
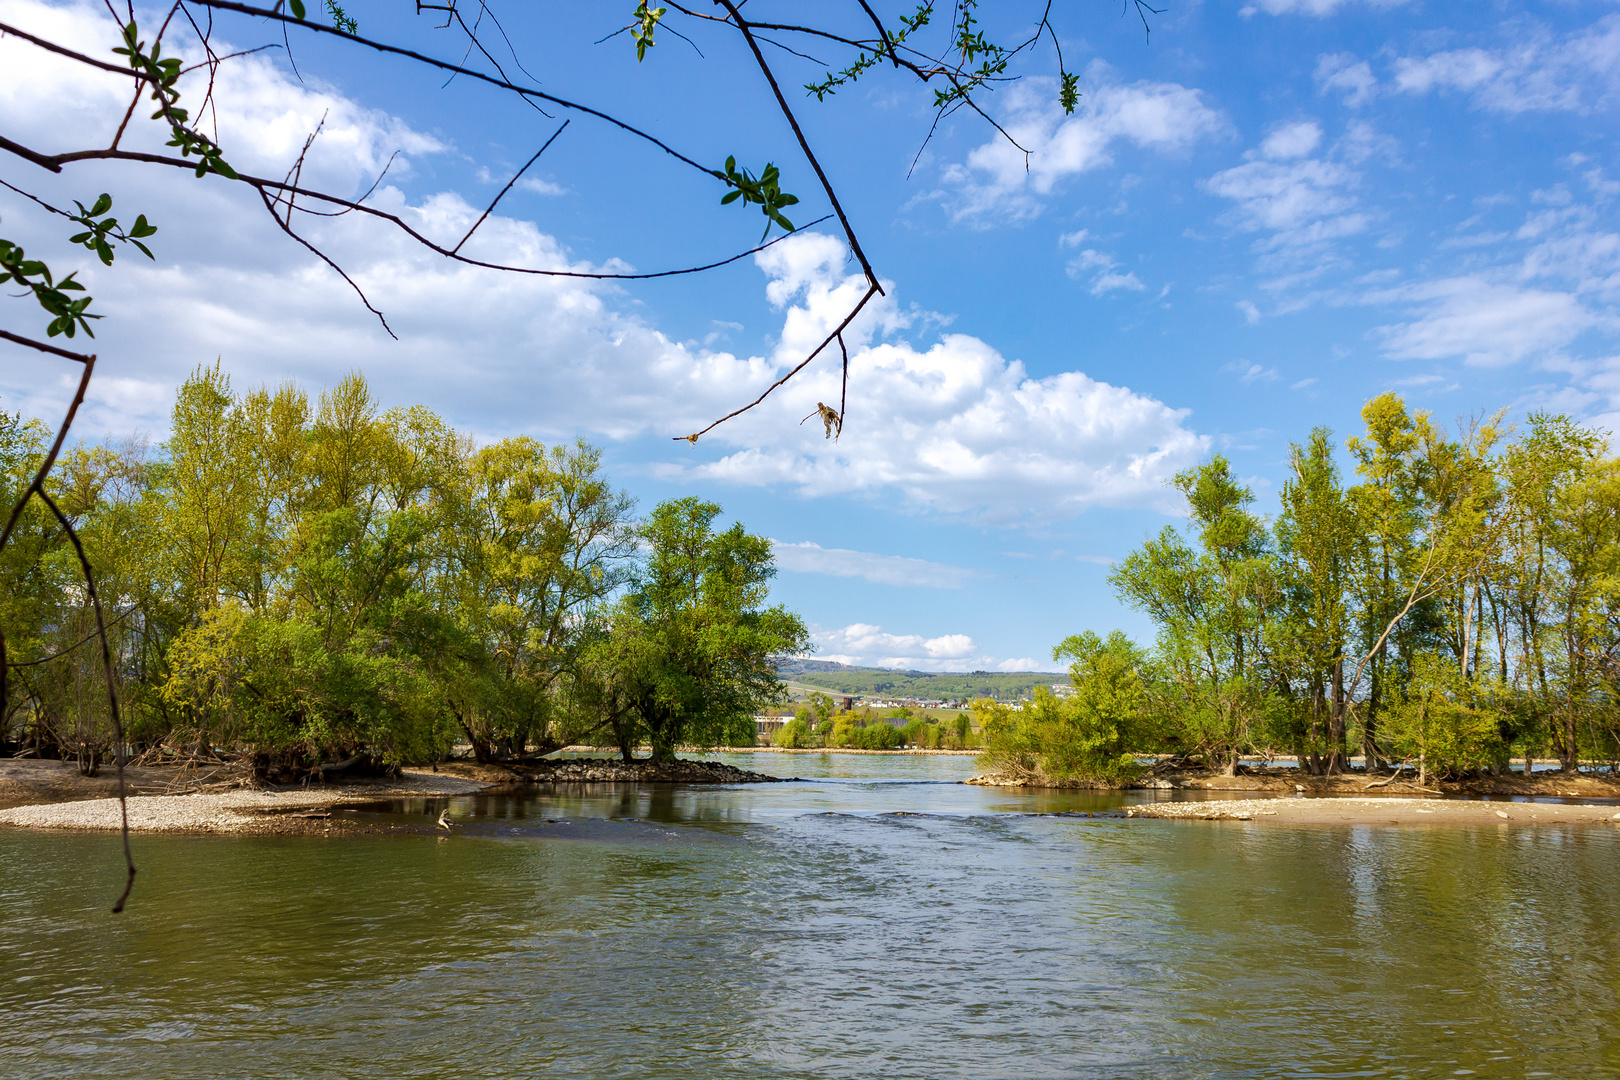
[2, 752, 1617, 1078]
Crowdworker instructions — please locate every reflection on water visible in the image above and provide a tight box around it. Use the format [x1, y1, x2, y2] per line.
[2, 753, 1618, 1079]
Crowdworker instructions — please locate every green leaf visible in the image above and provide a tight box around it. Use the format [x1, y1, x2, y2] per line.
[720, 190, 741, 205]
[290, 0, 307, 19]
[90, 193, 112, 216]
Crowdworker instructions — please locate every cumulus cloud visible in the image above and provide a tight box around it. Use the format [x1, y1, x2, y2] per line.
[1392, 15, 1620, 114]
[811, 623, 1041, 673]
[942, 66, 1228, 221]
[673, 236, 1208, 522]
[0, 1, 1207, 528]
[770, 542, 975, 588]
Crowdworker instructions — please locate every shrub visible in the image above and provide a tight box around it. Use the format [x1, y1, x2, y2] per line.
[773, 717, 813, 748]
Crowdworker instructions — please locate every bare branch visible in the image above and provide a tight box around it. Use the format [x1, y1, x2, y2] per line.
[452, 119, 568, 256]
[190, 1, 715, 176]
[38, 486, 135, 913]
[256, 185, 397, 338]
[676, 281, 880, 442]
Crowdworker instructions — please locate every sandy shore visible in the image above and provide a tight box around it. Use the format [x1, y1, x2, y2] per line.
[1126, 796, 1620, 826]
[0, 770, 491, 834]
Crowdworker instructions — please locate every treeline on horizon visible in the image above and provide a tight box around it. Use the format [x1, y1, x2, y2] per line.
[982, 394, 1620, 785]
[783, 664, 1063, 703]
[0, 366, 807, 776]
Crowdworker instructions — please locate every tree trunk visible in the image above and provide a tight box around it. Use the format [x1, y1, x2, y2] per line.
[1363, 649, 1381, 766]
[1328, 656, 1347, 773]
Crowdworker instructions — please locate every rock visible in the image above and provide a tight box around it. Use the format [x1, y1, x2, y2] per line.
[523, 758, 786, 785]
[1496, 810, 1510, 819]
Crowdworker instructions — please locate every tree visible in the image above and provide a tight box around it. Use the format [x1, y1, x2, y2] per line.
[442, 438, 635, 762]
[591, 498, 807, 762]
[1112, 456, 1281, 773]
[1275, 428, 1355, 772]
[977, 631, 1151, 785]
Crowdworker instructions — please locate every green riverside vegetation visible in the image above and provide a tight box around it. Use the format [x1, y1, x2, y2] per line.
[0, 366, 806, 775]
[980, 394, 1620, 786]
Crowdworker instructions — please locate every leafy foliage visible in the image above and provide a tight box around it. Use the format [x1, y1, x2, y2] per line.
[717, 157, 799, 242]
[2, 370, 820, 774]
[581, 498, 809, 761]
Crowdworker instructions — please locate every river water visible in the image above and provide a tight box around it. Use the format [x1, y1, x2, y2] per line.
[2, 752, 1617, 1079]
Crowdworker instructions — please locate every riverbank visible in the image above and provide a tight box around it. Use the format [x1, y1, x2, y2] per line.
[0, 756, 789, 834]
[688, 746, 979, 756]
[968, 765, 1620, 800]
[1124, 797, 1620, 825]
[0, 768, 490, 833]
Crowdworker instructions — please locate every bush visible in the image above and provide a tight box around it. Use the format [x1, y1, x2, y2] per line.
[773, 717, 813, 748]
[978, 631, 1150, 785]
[828, 716, 903, 749]
[1385, 654, 1508, 782]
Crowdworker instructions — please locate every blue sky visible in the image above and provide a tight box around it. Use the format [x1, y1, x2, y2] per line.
[3, 0, 1618, 671]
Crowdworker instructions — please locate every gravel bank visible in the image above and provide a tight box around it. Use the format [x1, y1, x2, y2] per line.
[0, 770, 491, 834]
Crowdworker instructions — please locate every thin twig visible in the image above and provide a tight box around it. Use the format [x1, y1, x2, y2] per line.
[452, 119, 568, 256]
[676, 281, 880, 442]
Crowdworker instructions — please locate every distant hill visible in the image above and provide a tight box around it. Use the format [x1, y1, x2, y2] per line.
[774, 658, 1067, 702]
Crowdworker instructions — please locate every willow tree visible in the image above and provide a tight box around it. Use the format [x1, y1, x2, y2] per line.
[594, 498, 807, 762]
[441, 438, 635, 762]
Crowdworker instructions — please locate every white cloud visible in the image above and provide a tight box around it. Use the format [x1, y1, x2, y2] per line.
[1291, 377, 1318, 389]
[0, 2, 1207, 529]
[1371, 278, 1599, 367]
[770, 541, 974, 588]
[674, 239, 1207, 521]
[1392, 15, 1620, 114]
[1223, 361, 1279, 383]
[1090, 271, 1145, 295]
[1242, 0, 1408, 16]
[1260, 121, 1324, 161]
[1207, 157, 1355, 232]
[1316, 53, 1377, 106]
[1065, 247, 1147, 295]
[811, 623, 1042, 673]
[1204, 120, 1371, 276]
[942, 66, 1228, 221]
[1237, 300, 1262, 324]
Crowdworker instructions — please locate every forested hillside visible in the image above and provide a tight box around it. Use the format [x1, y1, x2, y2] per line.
[776, 660, 1064, 702]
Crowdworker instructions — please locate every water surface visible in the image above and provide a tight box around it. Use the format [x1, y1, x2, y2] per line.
[2, 752, 1616, 1078]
